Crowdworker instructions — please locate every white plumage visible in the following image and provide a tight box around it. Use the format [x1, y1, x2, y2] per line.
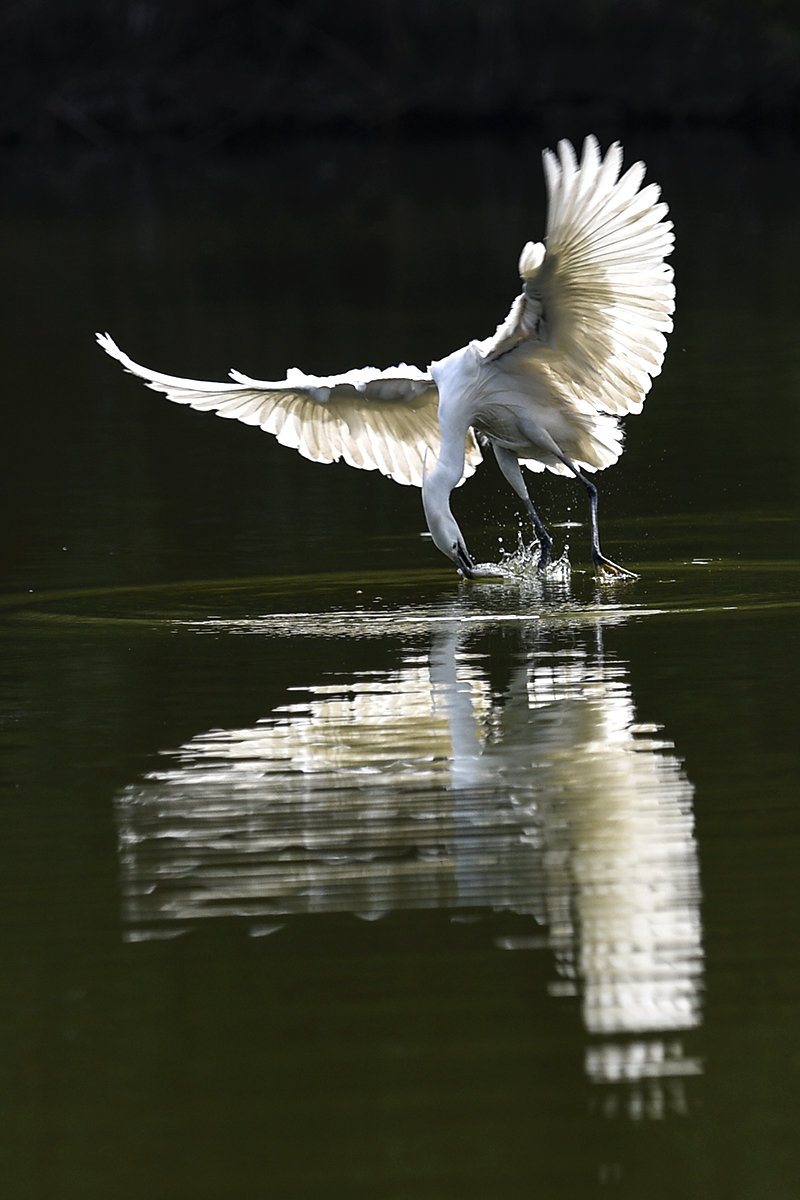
[97, 135, 674, 577]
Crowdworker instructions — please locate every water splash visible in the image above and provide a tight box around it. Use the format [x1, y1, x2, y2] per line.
[473, 534, 572, 583]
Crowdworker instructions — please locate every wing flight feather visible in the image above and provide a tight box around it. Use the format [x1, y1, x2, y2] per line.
[96, 333, 482, 488]
[477, 135, 675, 418]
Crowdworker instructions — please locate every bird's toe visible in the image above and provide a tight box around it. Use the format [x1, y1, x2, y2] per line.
[593, 554, 638, 580]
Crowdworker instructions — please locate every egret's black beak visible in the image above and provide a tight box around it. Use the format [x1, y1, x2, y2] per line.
[454, 542, 476, 579]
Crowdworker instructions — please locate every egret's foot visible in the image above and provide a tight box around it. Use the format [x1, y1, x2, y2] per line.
[592, 552, 638, 580]
[535, 537, 553, 575]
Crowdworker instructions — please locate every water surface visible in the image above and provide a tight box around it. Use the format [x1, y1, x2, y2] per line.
[2, 132, 800, 1198]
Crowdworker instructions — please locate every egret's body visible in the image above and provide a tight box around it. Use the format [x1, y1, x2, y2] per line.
[98, 136, 674, 577]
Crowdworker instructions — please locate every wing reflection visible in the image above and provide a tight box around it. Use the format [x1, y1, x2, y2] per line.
[116, 611, 702, 1113]
[486, 644, 703, 1115]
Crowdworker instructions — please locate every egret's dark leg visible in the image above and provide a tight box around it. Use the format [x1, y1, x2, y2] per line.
[492, 444, 554, 570]
[557, 455, 637, 579]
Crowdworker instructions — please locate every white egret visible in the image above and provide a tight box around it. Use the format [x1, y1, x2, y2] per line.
[97, 135, 674, 578]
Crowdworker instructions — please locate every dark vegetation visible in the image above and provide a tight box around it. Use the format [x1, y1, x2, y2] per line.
[4, 0, 800, 149]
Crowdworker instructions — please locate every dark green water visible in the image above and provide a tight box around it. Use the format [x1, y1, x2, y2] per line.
[2, 133, 799, 1198]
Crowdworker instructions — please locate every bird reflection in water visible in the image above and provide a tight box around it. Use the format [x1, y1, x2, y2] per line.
[115, 607, 702, 1117]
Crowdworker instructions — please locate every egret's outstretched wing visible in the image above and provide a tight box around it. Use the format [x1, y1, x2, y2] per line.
[97, 333, 481, 488]
[479, 135, 675, 418]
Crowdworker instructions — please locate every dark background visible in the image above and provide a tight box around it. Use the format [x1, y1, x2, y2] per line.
[4, 0, 800, 150]
[4, 7, 800, 1200]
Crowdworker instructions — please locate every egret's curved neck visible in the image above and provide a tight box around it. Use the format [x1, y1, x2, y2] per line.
[422, 345, 481, 562]
[422, 452, 461, 531]
[428, 343, 482, 482]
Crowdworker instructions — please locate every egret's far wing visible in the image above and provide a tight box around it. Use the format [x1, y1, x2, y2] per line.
[97, 333, 482, 488]
[477, 135, 675, 417]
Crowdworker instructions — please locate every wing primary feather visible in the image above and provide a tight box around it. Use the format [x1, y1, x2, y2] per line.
[96, 332, 444, 489]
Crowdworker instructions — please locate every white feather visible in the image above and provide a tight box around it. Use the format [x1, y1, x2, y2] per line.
[97, 135, 674, 575]
[96, 332, 481, 489]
